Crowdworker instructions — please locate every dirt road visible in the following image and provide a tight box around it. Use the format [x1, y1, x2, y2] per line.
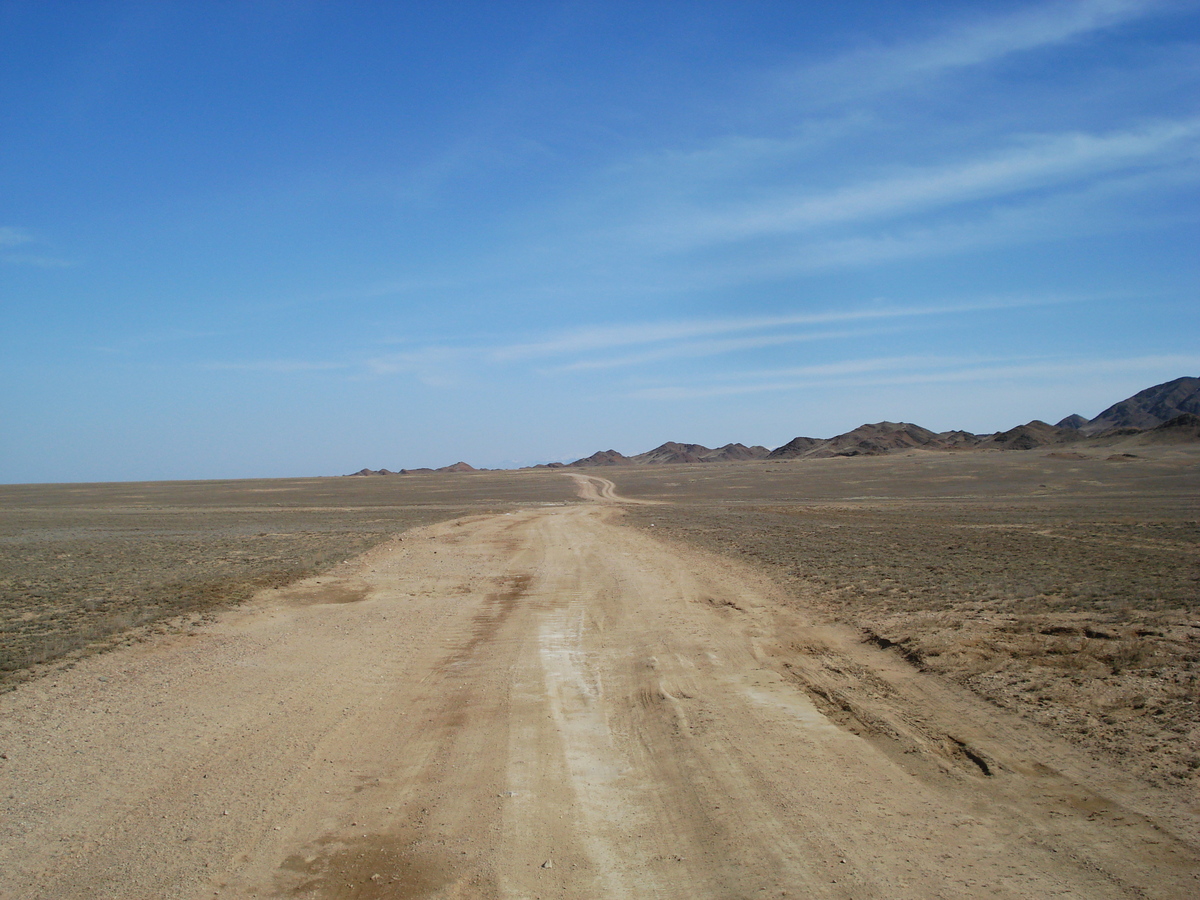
[2, 491, 1197, 898]
[564, 473, 653, 504]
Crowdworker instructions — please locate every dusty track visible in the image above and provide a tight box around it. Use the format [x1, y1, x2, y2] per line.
[1, 500, 1197, 898]
[565, 473, 654, 504]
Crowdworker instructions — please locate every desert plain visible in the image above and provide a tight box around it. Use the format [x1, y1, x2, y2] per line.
[1, 447, 1198, 898]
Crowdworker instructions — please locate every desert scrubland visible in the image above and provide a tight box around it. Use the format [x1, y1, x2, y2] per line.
[608, 447, 1200, 790]
[0, 450, 1197, 898]
[0, 472, 575, 682]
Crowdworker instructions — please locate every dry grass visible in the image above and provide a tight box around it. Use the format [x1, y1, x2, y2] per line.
[0, 470, 573, 684]
[611, 448, 1200, 788]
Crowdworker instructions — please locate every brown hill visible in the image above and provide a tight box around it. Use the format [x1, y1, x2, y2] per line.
[437, 461, 477, 473]
[631, 442, 712, 465]
[569, 450, 631, 467]
[700, 443, 771, 462]
[811, 422, 945, 458]
[572, 441, 769, 466]
[1121, 412, 1200, 445]
[937, 430, 982, 448]
[979, 420, 1081, 451]
[769, 422, 948, 460]
[1082, 376, 1200, 434]
[1157, 411, 1200, 431]
[767, 436, 823, 459]
[1056, 414, 1089, 430]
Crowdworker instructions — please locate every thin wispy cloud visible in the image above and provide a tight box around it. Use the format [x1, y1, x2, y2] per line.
[2, 254, 77, 269]
[95, 330, 226, 354]
[490, 7, 1197, 307]
[633, 119, 1200, 252]
[897, 0, 1153, 69]
[0, 227, 33, 247]
[201, 360, 348, 374]
[788, 0, 1170, 104]
[0, 226, 76, 268]
[631, 353, 1200, 401]
[631, 354, 997, 400]
[490, 296, 1058, 363]
[723, 161, 1200, 275]
[364, 346, 472, 387]
[274, 300, 1060, 387]
[351, 295, 1084, 387]
[254, 3, 1195, 329]
[110, 290, 1164, 397]
[615, 1, 1182, 206]
[549, 328, 884, 373]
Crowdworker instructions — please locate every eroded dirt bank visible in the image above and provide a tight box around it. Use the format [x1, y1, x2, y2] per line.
[1, 502, 1197, 898]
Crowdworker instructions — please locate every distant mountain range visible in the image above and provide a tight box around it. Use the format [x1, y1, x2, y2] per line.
[348, 376, 1199, 475]
[350, 461, 478, 477]
[569, 441, 772, 467]
[557, 375, 1199, 467]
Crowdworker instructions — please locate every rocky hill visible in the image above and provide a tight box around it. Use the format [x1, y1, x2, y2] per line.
[762, 419, 1085, 460]
[630, 442, 710, 465]
[978, 420, 1082, 451]
[1055, 413, 1089, 430]
[348, 461, 478, 476]
[701, 443, 772, 462]
[806, 422, 944, 458]
[565, 442, 771, 467]
[568, 450, 631, 467]
[1132, 412, 1200, 444]
[1080, 376, 1200, 434]
[622, 442, 771, 465]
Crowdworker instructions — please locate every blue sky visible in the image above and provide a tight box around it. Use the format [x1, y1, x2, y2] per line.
[2, 0, 1198, 482]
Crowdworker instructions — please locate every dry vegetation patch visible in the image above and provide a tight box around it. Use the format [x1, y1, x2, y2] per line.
[0, 471, 572, 685]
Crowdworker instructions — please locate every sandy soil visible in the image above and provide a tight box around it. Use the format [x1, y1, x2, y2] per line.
[605, 450, 1200, 793]
[2, 475, 1197, 898]
[0, 470, 573, 680]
